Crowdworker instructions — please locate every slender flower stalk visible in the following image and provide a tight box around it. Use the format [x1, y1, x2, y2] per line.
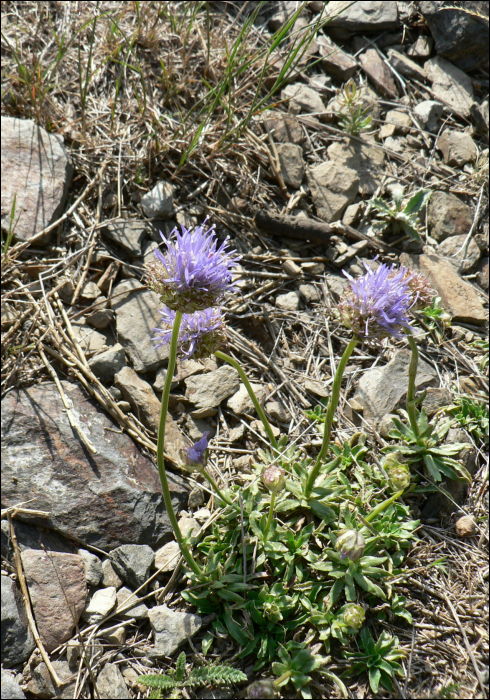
[156, 310, 203, 576]
[405, 331, 421, 438]
[262, 466, 285, 542]
[215, 350, 278, 450]
[153, 306, 226, 360]
[304, 337, 358, 497]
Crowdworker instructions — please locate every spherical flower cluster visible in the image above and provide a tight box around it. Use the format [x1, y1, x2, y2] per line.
[384, 453, 411, 491]
[335, 529, 365, 562]
[153, 306, 226, 360]
[261, 465, 286, 494]
[396, 266, 434, 312]
[245, 679, 277, 699]
[145, 219, 241, 313]
[341, 603, 365, 631]
[338, 261, 416, 342]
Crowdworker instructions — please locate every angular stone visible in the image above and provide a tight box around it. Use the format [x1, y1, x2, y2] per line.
[276, 143, 305, 188]
[261, 112, 305, 145]
[413, 100, 444, 131]
[1, 382, 189, 550]
[1, 576, 35, 667]
[283, 259, 302, 277]
[102, 559, 123, 589]
[71, 324, 108, 357]
[407, 34, 433, 58]
[301, 261, 325, 275]
[268, 0, 302, 32]
[387, 49, 426, 81]
[325, 1, 399, 31]
[140, 180, 175, 218]
[384, 110, 412, 135]
[276, 290, 301, 311]
[307, 161, 359, 222]
[354, 349, 437, 423]
[88, 343, 126, 382]
[437, 234, 481, 273]
[27, 660, 75, 699]
[304, 378, 329, 397]
[186, 415, 215, 442]
[327, 139, 385, 195]
[154, 541, 181, 572]
[266, 401, 291, 422]
[437, 130, 478, 167]
[424, 56, 475, 118]
[21, 550, 86, 652]
[318, 35, 358, 81]
[185, 366, 239, 415]
[227, 383, 265, 415]
[110, 544, 155, 589]
[298, 283, 321, 303]
[400, 252, 485, 325]
[359, 49, 398, 99]
[427, 191, 473, 242]
[114, 366, 186, 462]
[1, 670, 26, 699]
[111, 279, 169, 373]
[81, 282, 101, 302]
[1, 117, 73, 243]
[179, 517, 201, 538]
[149, 605, 202, 657]
[103, 220, 147, 257]
[281, 83, 325, 114]
[85, 297, 114, 330]
[97, 663, 129, 699]
[116, 587, 148, 620]
[78, 549, 103, 587]
[83, 587, 117, 625]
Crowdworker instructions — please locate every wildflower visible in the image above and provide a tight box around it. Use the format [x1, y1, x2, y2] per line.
[397, 267, 434, 312]
[145, 218, 241, 312]
[342, 603, 365, 631]
[153, 306, 226, 360]
[180, 432, 209, 473]
[261, 465, 286, 494]
[338, 261, 416, 341]
[335, 529, 365, 562]
[383, 455, 411, 492]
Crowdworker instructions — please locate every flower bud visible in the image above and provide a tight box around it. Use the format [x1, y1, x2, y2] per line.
[180, 432, 209, 472]
[335, 529, 365, 562]
[387, 464, 411, 492]
[245, 679, 277, 699]
[261, 465, 286, 494]
[342, 603, 365, 631]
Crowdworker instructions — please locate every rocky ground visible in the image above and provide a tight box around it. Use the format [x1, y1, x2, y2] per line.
[1, 2, 489, 699]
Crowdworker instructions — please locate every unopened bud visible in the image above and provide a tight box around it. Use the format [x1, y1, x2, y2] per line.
[246, 678, 277, 699]
[388, 464, 411, 492]
[262, 465, 286, 494]
[342, 603, 365, 631]
[335, 529, 365, 562]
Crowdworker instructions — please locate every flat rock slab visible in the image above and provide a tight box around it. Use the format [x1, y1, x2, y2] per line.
[307, 161, 359, 222]
[359, 48, 398, 99]
[400, 253, 485, 326]
[1, 117, 73, 242]
[327, 139, 385, 195]
[21, 549, 87, 652]
[325, 1, 399, 31]
[103, 220, 149, 257]
[354, 349, 438, 423]
[1, 381, 189, 550]
[112, 279, 169, 373]
[427, 191, 473, 242]
[185, 365, 239, 416]
[424, 56, 475, 119]
[149, 604, 202, 657]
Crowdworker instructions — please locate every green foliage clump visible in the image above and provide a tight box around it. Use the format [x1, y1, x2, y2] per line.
[446, 394, 489, 445]
[367, 184, 432, 241]
[335, 79, 373, 135]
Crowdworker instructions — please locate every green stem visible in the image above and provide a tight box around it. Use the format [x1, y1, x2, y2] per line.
[263, 491, 276, 542]
[201, 470, 235, 507]
[304, 338, 358, 498]
[364, 490, 404, 522]
[405, 332, 420, 438]
[215, 350, 278, 450]
[157, 310, 203, 577]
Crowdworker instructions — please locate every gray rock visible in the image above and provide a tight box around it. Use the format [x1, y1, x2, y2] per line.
[71, 324, 108, 357]
[266, 401, 291, 422]
[88, 343, 126, 382]
[424, 56, 475, 118]
[318, 34, 358, 81]
[387, 48, 426, 81]
[1, 670, 26, 699]
[359, 48, 398, 99]
[2, 381, 189, 550]
[185, 365, 239, 417]
[354, 349, 437, 424]
[437, 130, 478, 167]
[276, 143, 305, 188]
[229, 424, 246, 442]
[427, 192, 473, 242]
[261, 112, 305, 145]
[110, 544, 155, 589]
[413, 100, 444, 131]
[20, 549, 86, 652]
[327, 139, 384, 195]
[418, 0, 488, 71]
[83, 587, 117, 625]
[276, 290, 301, 311]
[325, 272, 348, 301]
[102, 559, 123, 589]
[97, 663, 130, 699]
[103, 220, 147, 257]
[422, 387, 453, 418]
[111, 278, 170, 372]
[1, 117, 73, 243]
[281, 83, 325, 114]
[140, 180, 176, 218]
[78, 549, 103, 587]
[179, 517, 201, 538]
[186, 414, 216, 442]
[188, 486, 205, 510]
[1, 576, 35, 667]
[27, 660, 75, 699]
[384, 110, 412, 135]
[383, 135, 407, 154]
[407, 35, 433, 58]
[149, 604, 202, 657]
[283, 259, 302, 277]
[154, 541, 181, 572]
[268, 0, 302, 32]
[304, 378, 329, 398]
[116, 586, 148, 620]
[301, 261, 325, 276]
[85, 297, 115, 330]
[325, 1, 399, 31]
[437, 234, 481, 273]
[298, 283, 321, 303]
[227, 382, 265, 415]
[81, 282, 101, 303]
[378, 413, 398, 439]
[307, 161, 359, 223]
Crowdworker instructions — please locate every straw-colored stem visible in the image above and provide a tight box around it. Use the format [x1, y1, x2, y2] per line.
[157, 310, 202, 576]
[215, 350, 278, 449]
[304, 338, 358, 497]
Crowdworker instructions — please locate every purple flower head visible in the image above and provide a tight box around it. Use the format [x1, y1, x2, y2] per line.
[145, 218, 241, 312]
[153, 306, 226, 360]
[397, 266, 434, 312]
[186, 431, 209, 465]
[338, 260, 416, 341]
